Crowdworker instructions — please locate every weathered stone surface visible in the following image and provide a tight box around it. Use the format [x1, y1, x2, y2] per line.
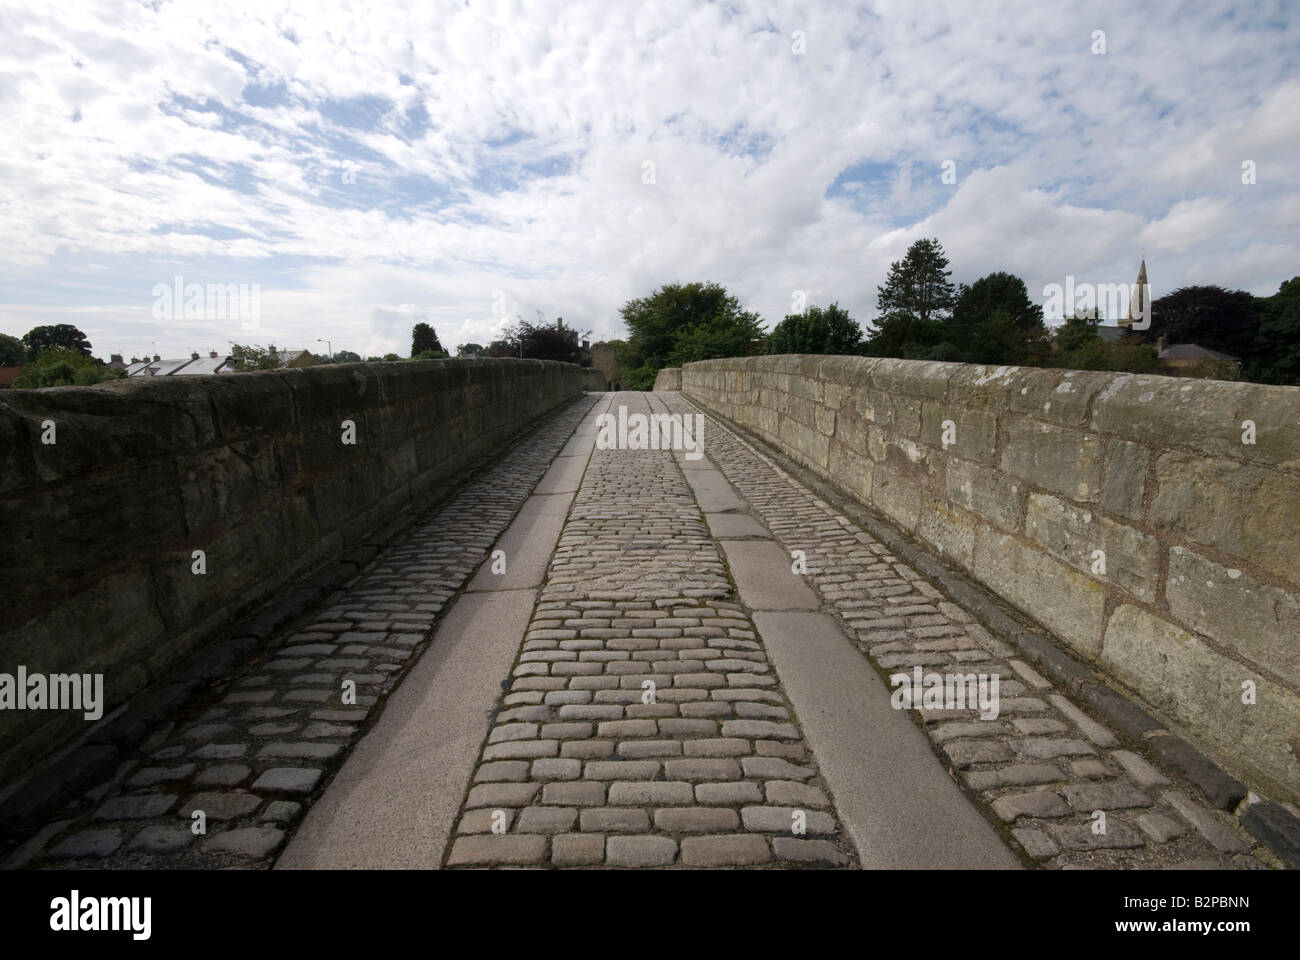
[974, 526, 1106, 657]
[48, 829, 122, 859]
[1102, 604, 1300, 799]
[127, 825, 195, 854]
[1025, 493, 1158, 603]
[251, 767, 322, 795]
[1165, 548, 1300, 680]
[93, 794, 178, 820]
[0, 359, 598, 791]
[999, 419, 1103, 503]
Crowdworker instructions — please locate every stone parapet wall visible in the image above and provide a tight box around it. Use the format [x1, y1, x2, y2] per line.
[0, 358, 594, 783]
[680, 355, 1300, 800]
[653, 367, 682, 391]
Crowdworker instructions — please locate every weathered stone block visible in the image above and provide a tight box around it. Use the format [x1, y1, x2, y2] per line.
[999, 419, 1103, 503]
[1101, 605, 1300, 799]
[1150, 453, 1300, 585]
[922, 402, 998, 464]
[945, 459, 1023, 532]
[1166, 548, 1300, 680]
[1101, 437, 1148, 521]
[1025, 493, 1159, 602]
[973, 526, 1107, 657]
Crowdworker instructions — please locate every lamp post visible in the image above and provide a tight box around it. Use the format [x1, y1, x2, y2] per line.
[317, 338, 332, 362]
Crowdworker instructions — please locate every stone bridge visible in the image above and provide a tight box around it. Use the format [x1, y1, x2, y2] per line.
[1, 356, 1296, 870]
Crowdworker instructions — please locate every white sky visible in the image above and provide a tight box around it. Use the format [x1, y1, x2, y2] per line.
[0, 0, 1296, 360]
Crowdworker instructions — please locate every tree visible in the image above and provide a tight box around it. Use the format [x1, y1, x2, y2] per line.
[863, 238, 958, 358]
[0, 333, 25, 365]
[1141, 285, 1260, 359]
[22, 324, 92, 360]
[1053, 309, 1102, 353]
[457, 343, 485, 358]
[503, 318, 588, 364]
[950, 272, 1051, 364]
[764, 303, 863, 355]
[1244, 277, 1300, 386]
[13, 346, 123, 388]
[1047, 309, 1161, 374]
[228, 343, 286, 371]
[411, 322, 443, 356]
[665, 306, 766, 368]
[484, 340, 516, 358]
[619, 282, 764, 388]
[333, 350, 362, 363]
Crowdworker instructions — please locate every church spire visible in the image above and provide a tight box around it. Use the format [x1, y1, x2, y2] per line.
[1124, 259, 1149, 326]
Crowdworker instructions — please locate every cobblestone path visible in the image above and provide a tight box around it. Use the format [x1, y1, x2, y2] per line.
[445, 392, 856, 868]
[6, 388, 1277, 870]
[7, 394, 601, 869]
[658, 392, 1273, 870]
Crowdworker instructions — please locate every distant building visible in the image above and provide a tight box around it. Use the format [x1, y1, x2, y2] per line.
[589, 342, 620, 390]
[127, 351, 236, 376]
[0, 366, 24, 389]
[1159, 341, 1242, 372]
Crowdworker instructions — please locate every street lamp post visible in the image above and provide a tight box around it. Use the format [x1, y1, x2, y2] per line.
[317, 338, 332, 362]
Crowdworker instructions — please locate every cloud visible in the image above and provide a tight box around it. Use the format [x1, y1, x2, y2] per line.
[0, 0, 1296, 360]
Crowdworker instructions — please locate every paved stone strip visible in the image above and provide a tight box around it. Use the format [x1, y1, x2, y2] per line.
[11, 394, 602, 869]
[660, 392, 1273, 870]
[445, 392, 857, 869]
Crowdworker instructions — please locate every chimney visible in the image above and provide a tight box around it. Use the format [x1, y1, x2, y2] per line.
[209, 350, 218, 358]
[556, 317, 563, 330]
[153, 353, 160, 362]
[269, 344, 277, 355]
[111, 353, 123, 364]
[191, 351, 200, 360]
[581, 339, 589, 350]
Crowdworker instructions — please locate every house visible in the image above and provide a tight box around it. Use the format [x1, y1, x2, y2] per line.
[0, 366, 24, 389]
[1159, 342, 1242, 372]
[127, 351, 236, 376]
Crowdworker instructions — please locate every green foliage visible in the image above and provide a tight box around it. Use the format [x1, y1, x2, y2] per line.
[332, 350, 362, 363]
[950, 273, 1051, 364]
[410, 322, 443, 356]
[412, 349, 450, 360]
[508, 319, 587, 363]
[665, 307, 765, 367]
[0, 333, 25, 366]
[286, 350, 323, 368]
[864, 238, 958, 358]
[13, 346, 123, 388]
[1243, 276, 1300, 386]
[764, 303, 862, 355]
[618, 282, 764, 385]
[21, 324, 92, 360]
[456, 343, 485, 358]
[1141, 285, 1260, 359]
[1053, 310, 1101, 353]
[1048, 310, 1161, 374]
[229, 343, 287, 370]
[382, 353, 401, 361]
[484, 340, 516, 358]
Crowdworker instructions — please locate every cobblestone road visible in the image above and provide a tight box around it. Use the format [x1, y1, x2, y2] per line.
[658, 391, 1273, 870]
[7, 394, 600, 869]
[6, 389, 1277, 870]
[445, 392, 855, 868]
